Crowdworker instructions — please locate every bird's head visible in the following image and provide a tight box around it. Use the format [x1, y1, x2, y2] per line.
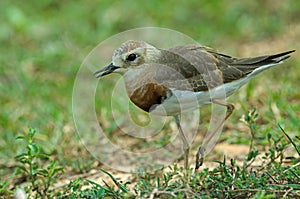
[94, 40, 161, 78]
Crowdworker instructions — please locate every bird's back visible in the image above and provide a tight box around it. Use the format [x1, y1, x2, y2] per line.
[158, 45, 295, 92]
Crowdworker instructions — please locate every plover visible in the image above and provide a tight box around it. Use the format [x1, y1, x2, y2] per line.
[95, 40, 294, 170]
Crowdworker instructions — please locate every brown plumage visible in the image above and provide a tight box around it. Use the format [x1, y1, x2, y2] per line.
[158, 45, 294, 91]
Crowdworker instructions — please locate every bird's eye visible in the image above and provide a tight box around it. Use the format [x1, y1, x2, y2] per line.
[126, 53, 137, 61]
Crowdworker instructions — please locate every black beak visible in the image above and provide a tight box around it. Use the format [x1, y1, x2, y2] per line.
[94, 63, 120, 78]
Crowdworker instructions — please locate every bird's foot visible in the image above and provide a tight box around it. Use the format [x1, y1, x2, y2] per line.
[195, 146, 205, 171]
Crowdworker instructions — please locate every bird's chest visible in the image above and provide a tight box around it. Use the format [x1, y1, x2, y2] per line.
[123, 67, 171, 112]
[127, 82, 170, 112]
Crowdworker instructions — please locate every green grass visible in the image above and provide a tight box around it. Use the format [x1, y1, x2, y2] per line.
[0, 0, 299, 198]
[5, 126, 299, 198]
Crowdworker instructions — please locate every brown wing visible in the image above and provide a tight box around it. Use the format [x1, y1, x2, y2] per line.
[159, 45, 226, 91]
[206, 49, 295, 83]
[161, 45, 294, 90]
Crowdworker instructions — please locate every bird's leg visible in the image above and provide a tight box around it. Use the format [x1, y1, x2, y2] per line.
[213, 99, 235, 120]
[195, 100, 234, 170]
[174, 115, 190, 170]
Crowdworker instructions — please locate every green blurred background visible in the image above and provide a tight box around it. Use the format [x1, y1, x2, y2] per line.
[0, 0, 299, 175]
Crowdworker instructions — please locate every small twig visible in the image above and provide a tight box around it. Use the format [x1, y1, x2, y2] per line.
[149, 188, 176, 199]
[283, 187, 293, 198]
[265, 171, 279, 184]
[149, 188, 158, 199]
[283, 162, 300, 173]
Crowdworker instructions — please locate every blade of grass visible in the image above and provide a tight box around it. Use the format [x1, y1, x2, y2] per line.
[278, 124, 300, 156]
[100, 169, 128, 193]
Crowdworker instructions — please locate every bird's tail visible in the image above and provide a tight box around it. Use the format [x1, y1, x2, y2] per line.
[233, 50, 295, 75]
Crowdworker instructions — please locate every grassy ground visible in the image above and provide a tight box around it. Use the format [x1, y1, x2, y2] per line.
[1, 0, 299, 198]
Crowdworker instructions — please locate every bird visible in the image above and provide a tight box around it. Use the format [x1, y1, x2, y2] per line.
[94, 40, 294, 170]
